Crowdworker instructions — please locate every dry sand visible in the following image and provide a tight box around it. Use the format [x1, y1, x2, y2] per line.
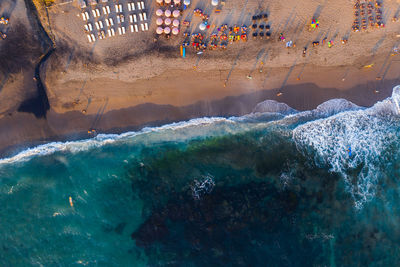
[0, 0, 400, 156]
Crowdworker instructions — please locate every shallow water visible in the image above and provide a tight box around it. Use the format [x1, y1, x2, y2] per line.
[1, 87, 400, 266]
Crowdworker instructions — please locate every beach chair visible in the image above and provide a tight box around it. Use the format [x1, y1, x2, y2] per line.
[99, 21, 104, 29]
[137, 2, 142, 10]
[143, 12, 147, 21]
[84, 24, 89, 31]
[130, 25, 134, 32]
[133, 14, 137, 22]
[132, 2, 136, 10]
[128, 3, 132, 11]
[141, 1, 145, 9]
[82, 12, 87, 21]
[144, 22, 148, 31]
[87, 34, 92, 42]
[91, 33, 96, 41]
[102, 7, 107, 15]
[109, 18, 114, 26]
[96, 9, 100, 17]
[122, 26, 126, 34]
[115, 5, 119, 13]
[108, 29, 112, 37]
[134, 24, 138, 32]
[129, 15, 133, 23]
[120, 15, 125, 23]
[139, 13, 143, 21]
[119, 4, 123, 12]
[92, 10, 97, 17]
[88, 23, 93, 31]
[106, 6, 111, 14]
[118, 27, 122, 35]
[117, 16, 121, 24]
[85, 12, 90, 20]
[111, 28, 115, 36]
[105, 19, 110, 27]
[140, 23, 144, 31]
[95, 22, 100, 30]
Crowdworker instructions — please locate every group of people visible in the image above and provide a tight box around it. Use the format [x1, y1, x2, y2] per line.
[0, 16, 9, 40]
[353, 0, 384, 32]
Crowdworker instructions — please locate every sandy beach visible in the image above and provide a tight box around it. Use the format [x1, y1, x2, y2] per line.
[0, 0, 400, 156]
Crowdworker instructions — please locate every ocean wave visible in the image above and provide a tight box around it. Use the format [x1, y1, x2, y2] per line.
[252, 100, 298, 115]
[293, 86, 400, 208]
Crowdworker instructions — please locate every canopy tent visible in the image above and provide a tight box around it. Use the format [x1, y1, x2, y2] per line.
[165, 18, 172, 25]
[156, 18, 163, 25]
[156, 9, 163, 16]
[173, 10, 180, 18]
[156, 27, 163, 34]
[165, 9, 172, 17]
[164, 26, 171, 34]
[310, 19, 319, 29]
[199, 22, 206, 30]
[173, 19, 180, 27]
[172, 27, 179, 35]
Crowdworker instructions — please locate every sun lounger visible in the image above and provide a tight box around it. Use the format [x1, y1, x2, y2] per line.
[109, 18, 114, 26]
[120, 15, 125, 23]
[106, 6, 111, 14]
[82, 12, 87, 21]
[131, 2, 136, 10]
[102, 7, 107, 15]
[91, 33, 96, 42]
[137, 2, 141, 10]
[92, 10, 97, 17]
[117, 16, 121, 24]
[122, 26, 126, 34]
[133, 14, 137, 22]
[105, 19, 110, 27]
[108, 29, 112, 37]
[99, 20, 103, 29]
[95, 21, 100, 30]
[118, 27, 122, 35]
[84, 24, 89, 31]
[85, 12, 89, 20]
[141, 1, 145, 9]
[119, 4, 123, 12]
[88, 23, 93, 31]
[134, 24, 138, 32]
[130, 25, 134, 32]
[140, 23, 144, 31]
[96, 9, 100, 17]
[129, 15, 133, 23]
[144, 22, 148, 31]
[143, 12, 147, 20]
[139, 13, 143, 21]
[128, 3, 132, 11]
[87, 34, 92, 42]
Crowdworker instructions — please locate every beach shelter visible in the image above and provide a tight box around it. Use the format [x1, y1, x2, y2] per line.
[174, 0, 181, 4]
[156, 9, 163, 16]
[156, 0, 163, 4]
[164, 26, 171, 34]
[165, 18, 172, 25]
[211, 0, 218, 6]
[165, 0, 171, 4]
[165, 9, 172, 17]
[156, 18, 163, 25]
[199, 22, 206, 31]
[173, 19, 180, 27]
[183, 0, 190, 6]
[156, 27, 164, 34]
[173, 10, 180, 18]
[172, 27, 179, 35]
[311, 19, 319, 29]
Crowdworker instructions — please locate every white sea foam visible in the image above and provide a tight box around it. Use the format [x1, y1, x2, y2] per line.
[252, 100, 298, 115]
[0, 117, 234, 165]
[293, 86, 400, 208]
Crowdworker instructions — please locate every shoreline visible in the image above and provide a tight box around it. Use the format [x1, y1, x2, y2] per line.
[0, 77, 397, 158]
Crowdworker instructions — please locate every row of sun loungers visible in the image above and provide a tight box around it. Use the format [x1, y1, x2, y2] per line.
[86, 22, 149, 42]
[82, 3, 146, 21]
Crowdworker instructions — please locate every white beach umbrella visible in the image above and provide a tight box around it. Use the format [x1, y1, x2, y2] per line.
[172, 19, 180, 27]
[156, 18, 163, 25]
[156, 9, 163, 16]
[211, 0, 218, 6]
[174, 0, 181, 4]
[165, 9, 171, 17]
[165, 0, 171, 4]
[165, 18, 171, 25]
[183, 0, 190, 6]
[199, 22, 206, 31]
[164, 26, 171, 34]
[156, 0, 163, 4]
[172, 27, 179, 35]
[173, 10, 180, 18]
[156, 27, 164, 34]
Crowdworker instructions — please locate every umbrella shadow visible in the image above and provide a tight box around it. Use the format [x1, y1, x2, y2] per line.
[280, 59, 297, 92]
[224, 49, 243, 86]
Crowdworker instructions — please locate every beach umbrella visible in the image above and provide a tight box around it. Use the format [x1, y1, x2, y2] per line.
[311, 19, 319, 29]
[156, 0, 163, 4]
[173, 10, 180, 18]
[173, 0, 181, 4]
[165, 9, 171, 17]
[199, 22, 206, 31]
[156, 9, 163, 16]
[156, 18, 163, 25]
[165, 0, 171, 4]
[183, 0, 190, 6]
[156, 27, 164, 34]
[164, 26, 171, 34]
[165, 18, 171, 25]
[172, 27, 179, 35]
[173, 19, 180, 27]
[211, 0, 218, 6]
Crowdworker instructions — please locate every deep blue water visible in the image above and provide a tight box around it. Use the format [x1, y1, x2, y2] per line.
[1, 87, 400, 266]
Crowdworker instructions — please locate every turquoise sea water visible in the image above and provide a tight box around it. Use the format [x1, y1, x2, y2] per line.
[2, 86, 400, 266]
